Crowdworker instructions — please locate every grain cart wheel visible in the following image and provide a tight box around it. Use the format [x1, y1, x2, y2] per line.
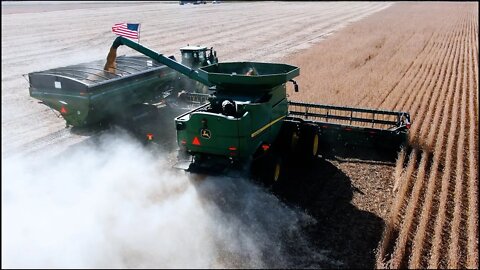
[299, 124, 319, 161]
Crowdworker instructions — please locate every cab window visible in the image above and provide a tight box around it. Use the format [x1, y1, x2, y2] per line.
[198, 51, 206, 60]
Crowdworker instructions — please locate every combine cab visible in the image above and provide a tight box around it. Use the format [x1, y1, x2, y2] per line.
[179, 45, 218, 94]
[180, 45, 218, 68]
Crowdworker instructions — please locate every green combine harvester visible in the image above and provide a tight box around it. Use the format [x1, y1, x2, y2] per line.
[29, 36, 411, 183]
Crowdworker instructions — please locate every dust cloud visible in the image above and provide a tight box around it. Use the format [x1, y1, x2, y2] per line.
[2, 128, 332, 268]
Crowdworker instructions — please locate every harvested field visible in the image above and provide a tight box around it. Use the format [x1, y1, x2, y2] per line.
[2, 1, 478, 269]
[286, 2, 478, 269]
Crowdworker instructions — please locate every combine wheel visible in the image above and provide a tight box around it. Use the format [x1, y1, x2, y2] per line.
[312, 133, 319, 156]
[250, 151, 284, 186]
[290, 130, 300, 153]
[264, 153, 284, 185]
[299, 124, 319, 160]
[276, 122, 300, 154]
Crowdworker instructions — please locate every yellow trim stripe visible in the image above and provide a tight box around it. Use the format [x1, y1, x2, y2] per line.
[251, 115, 286, 138]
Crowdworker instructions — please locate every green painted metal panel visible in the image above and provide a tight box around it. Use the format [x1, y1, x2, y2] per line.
[176, 84, 290, 159]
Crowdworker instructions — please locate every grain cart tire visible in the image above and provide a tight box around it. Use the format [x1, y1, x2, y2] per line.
[299, 124, 319, 161]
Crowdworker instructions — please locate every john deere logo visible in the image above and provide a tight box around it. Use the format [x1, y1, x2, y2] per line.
[201, 129, 211, 139]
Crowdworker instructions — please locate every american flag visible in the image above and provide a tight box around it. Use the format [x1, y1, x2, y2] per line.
[112, 23, 140, 41]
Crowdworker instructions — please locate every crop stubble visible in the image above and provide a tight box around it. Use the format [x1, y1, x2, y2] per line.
[286, 2, 478, 268]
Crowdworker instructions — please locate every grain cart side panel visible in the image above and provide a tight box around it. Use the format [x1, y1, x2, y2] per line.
[28, 73, 91, 126]
[88, 71, 174, 118]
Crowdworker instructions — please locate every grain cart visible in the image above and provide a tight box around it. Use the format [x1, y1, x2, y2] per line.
[106, 37, 411, 183]
[28, 42, 218, 127]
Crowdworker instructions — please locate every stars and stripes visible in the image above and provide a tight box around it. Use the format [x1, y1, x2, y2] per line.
[111, 23, 140, 41]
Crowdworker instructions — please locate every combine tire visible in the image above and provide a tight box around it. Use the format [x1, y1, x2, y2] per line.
[264, 154, 284, 185]
[290, 130, 300, 153]
[299, 124, 319, 161]
[251, 151, 284, 186]
[276, 121, 300, 155]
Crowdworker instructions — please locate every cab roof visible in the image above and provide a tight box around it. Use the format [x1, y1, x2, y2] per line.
[180, 45, 208, 51]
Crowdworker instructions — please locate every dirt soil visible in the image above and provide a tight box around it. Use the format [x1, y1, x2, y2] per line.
[2, 1, 399, 268]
